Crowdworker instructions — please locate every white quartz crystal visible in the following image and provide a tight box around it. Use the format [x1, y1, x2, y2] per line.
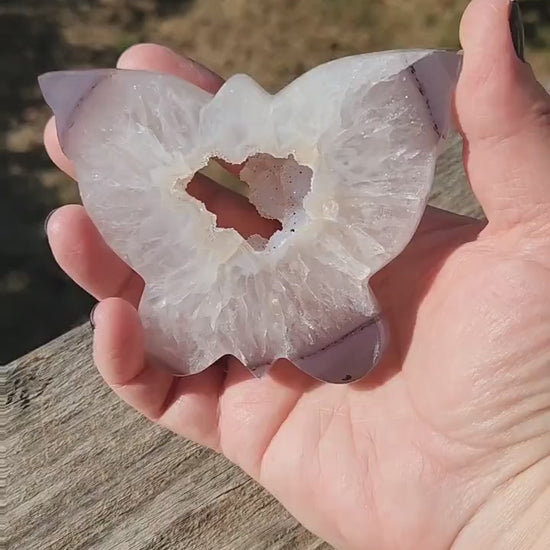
[39, 50, 461, 383]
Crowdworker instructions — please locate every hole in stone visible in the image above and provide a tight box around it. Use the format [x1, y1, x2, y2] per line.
[183, 154, 313, 251]
[200, 158, 248, 196]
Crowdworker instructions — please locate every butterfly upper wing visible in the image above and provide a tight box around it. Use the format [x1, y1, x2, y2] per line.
[272, 50, 461, 273]
[39, 70, 224, 279]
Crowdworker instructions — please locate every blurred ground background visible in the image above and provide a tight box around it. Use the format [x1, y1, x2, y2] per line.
[1, 0, 549, 364]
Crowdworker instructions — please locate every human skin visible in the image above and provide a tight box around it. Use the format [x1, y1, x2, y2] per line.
[44, 0, 549, 548]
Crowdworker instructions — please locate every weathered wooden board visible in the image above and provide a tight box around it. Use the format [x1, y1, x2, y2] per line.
[6, 142, 481, 549]
[6, 327, 333, 549]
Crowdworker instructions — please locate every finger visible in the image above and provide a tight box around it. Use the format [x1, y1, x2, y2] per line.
[44, 116, 75, 179]
[456, 0, 550, 230]
[93, 297, 224, 448]
[116, 43, 224, 93]
[46, 205, 144, 305]
[93, 297, 173, 420]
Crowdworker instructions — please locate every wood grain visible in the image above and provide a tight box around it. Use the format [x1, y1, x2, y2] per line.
[6, 142, 481, 550]
[6, 327, 332, 549]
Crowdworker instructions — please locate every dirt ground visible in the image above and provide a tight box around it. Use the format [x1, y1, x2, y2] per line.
[2, 0, 549, 363]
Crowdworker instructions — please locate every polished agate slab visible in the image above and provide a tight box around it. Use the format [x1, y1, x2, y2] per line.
[40, 50, 461, 383]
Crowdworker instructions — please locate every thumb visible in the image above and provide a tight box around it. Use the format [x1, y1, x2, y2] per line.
[456, 0, 550, 231]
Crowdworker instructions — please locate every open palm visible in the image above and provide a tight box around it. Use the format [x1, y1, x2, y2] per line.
[44, 1, 550, 548]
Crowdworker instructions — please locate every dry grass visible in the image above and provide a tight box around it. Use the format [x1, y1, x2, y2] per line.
[56, 0, 550, 89]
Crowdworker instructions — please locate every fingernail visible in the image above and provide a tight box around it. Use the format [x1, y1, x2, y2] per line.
[44, 208, 58, 235]
[509, 1, 526, 62]
[89, 302, 99, 330]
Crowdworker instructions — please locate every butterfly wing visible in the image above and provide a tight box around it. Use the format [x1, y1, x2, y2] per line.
[272, 50, 461, 382]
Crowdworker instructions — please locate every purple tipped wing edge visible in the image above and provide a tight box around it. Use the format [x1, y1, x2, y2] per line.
[38, 70, 115, 146]
[408, 51, 463, 139]
[292, 315, 388, 384]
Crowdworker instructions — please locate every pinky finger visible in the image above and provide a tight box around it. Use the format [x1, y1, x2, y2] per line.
[92, 297, 174, 421]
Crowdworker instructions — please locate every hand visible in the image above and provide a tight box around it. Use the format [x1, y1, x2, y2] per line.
[44, 0, 550, 548]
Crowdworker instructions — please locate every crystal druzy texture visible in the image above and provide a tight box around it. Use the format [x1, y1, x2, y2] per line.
[39, 50, 461, 384]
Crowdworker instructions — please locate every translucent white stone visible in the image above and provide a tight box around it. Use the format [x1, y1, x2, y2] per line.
[39, 50, 461, 383]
